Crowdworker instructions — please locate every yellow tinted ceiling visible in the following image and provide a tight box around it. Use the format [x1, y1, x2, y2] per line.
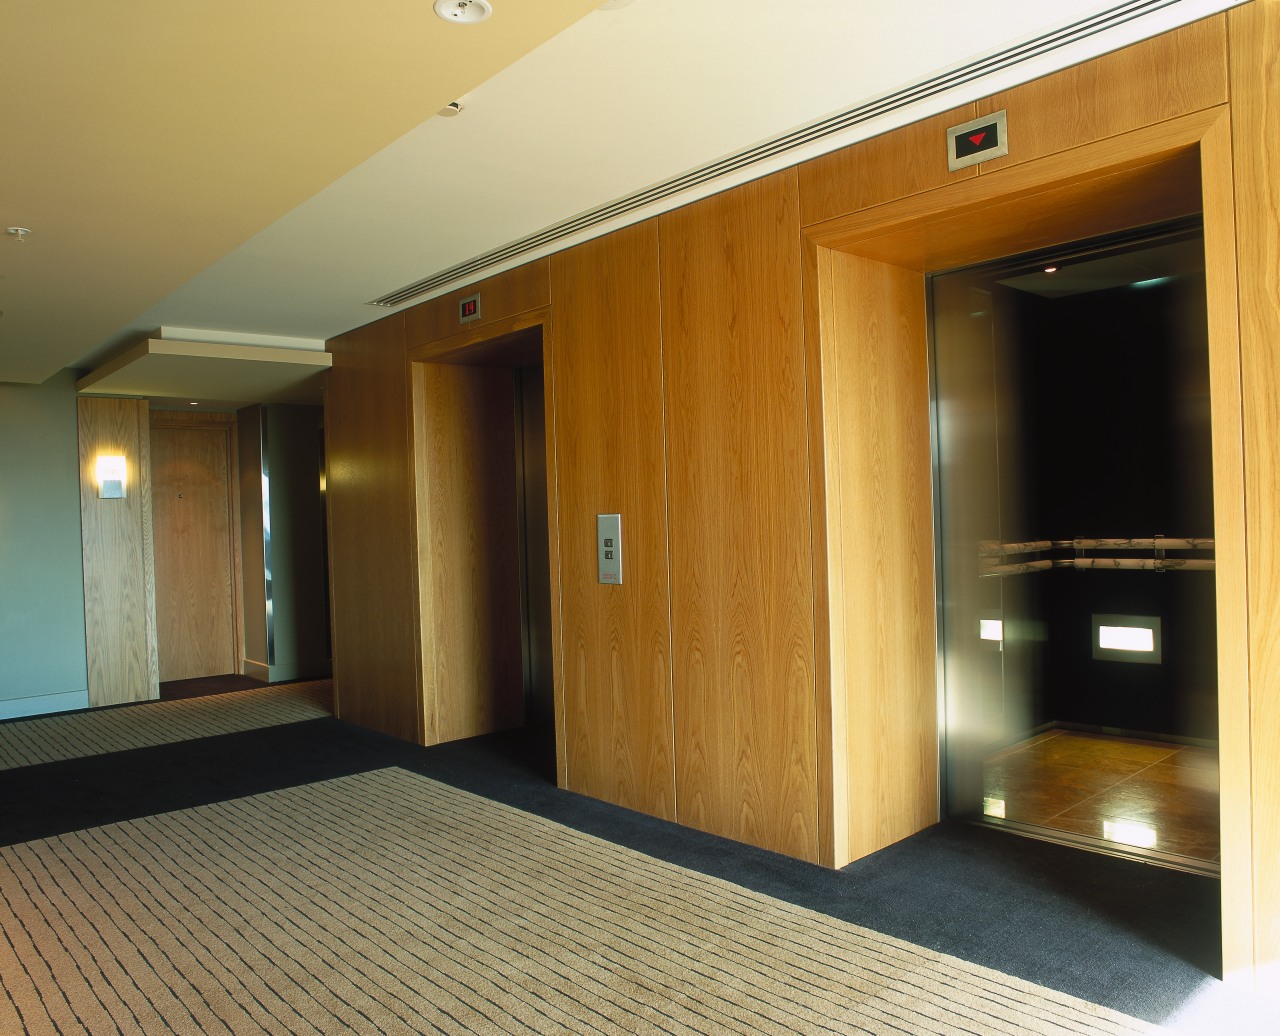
[0, 0, 600, 383]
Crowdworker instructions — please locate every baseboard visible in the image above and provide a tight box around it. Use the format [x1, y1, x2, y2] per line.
[242, 659, 332, 684]
[0, 689, 91, 721]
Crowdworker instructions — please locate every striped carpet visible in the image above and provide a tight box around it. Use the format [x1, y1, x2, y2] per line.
[0, 682, 331, 771]
[0, 766, 1163, 1035]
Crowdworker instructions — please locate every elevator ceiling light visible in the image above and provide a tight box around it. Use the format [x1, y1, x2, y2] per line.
[433, 0, 492, 23]
[1043, 266, 1058, 273]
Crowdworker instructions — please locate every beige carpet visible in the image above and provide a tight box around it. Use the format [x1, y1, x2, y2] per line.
[0, 681, 332, 771]
[0, 767, 1163, 1035]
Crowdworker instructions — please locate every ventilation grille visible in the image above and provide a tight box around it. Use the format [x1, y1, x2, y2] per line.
[369, 0, 1189, 309]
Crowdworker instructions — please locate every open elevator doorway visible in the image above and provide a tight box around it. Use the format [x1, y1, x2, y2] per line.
[931, 217, 1220, 875]
[413, 325, 556, 778]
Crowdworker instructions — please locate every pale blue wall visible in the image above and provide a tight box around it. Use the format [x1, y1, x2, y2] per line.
[0, 371, 90, 717]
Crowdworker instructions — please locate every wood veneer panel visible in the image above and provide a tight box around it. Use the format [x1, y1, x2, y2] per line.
[325, 313, 422, 742]
[660, 171, 819, 862]
[404, 260, 550, 347]
[799, 104, 977, 228]
[549, 221, 676, 820]
[416, 363, 525, 744]
[150, 421, 238, 682]
[1197, 108, 1255, 984]
[979, 16, 1227, 173]
[815, 250, 938, 865]
[1229, 0, 1280, 986]
[77, 397, 158, 707]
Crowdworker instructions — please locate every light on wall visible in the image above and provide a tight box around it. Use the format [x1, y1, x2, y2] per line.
[95, 455, 127, 499]
[1092, 613, 1162, 664]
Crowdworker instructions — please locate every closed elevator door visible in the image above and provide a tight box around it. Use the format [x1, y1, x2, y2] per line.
[931, 220, 1221, 872]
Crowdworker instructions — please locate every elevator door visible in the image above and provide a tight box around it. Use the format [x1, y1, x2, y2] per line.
[931, 221, 1220, 870]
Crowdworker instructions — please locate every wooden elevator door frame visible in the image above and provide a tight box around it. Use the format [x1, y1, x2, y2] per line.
[804, 107, 1252, 976]
[407, 314, 564, 759]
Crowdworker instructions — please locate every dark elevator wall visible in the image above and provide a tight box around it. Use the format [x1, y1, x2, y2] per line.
[1006, 269, 1217, 740]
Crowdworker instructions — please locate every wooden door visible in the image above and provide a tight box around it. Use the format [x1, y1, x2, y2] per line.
[151, 414, 239, 682]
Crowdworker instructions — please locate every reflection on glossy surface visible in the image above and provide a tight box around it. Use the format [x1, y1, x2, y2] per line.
[1103, 818, 1158, 849]
[981, 730, 1220, 866]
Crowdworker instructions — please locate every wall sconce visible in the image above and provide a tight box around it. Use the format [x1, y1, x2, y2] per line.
[95, 455, 127, 499]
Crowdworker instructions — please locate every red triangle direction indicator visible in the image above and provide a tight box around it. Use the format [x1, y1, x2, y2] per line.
[968, 131, 986, 147]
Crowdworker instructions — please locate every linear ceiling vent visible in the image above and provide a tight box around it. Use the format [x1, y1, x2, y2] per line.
[368, 0, 1189, 309]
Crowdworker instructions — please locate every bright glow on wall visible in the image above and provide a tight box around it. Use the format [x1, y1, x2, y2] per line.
[1099, 625, 1155, 652]
[979, 619, 1004, 642]
[94, 454, 127, 499]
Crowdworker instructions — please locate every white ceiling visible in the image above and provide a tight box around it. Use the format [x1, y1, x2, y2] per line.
[2, 0, 1239, 398]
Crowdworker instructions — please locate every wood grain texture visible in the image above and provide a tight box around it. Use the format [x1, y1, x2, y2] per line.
[806, 108, 1221, 258]
[979, 15, 1227, 173]
[1197, 107, 1254, 983]
[798, 104, 977, 228]
[325, 313, 423, 743]
[414, 362, 525, 744]
[802, 238, 841, 868]
[549, 221, 676, 820]
[150, 419, 239, 682]
[77, 397, 159, 707]
[813, 250, 938, 866]
[660, 171, 819, 862]
[1228, 0, 1280, 987]
[403, 260, 550, 347]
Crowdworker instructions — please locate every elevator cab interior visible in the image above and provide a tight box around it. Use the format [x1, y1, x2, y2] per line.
[931, 218, 1219, 874]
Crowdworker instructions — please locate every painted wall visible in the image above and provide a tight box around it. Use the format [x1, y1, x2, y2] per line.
[0, 370, 89, 717]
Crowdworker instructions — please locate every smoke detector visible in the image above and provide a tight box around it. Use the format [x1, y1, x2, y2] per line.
[433, 0, 492, 23]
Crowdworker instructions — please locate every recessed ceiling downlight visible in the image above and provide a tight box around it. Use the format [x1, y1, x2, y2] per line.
[433, 0, 492, 23]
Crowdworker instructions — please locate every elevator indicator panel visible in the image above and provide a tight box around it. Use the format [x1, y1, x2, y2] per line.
[947, 110, 1008, 171]
[597, 514, 622, 584]
[458, 293, 481, 324]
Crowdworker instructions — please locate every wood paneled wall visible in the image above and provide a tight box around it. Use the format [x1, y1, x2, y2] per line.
[325, 314, 422, 742]
[809, 251, 937, 867]
[660, 171, 819, 861]
[978, 16, 1227, 173]
[77, 396, 158, 706]
[1227, 0, 1280, 986]
[550, 222, 677, 819]
[323, 8, 1278, 984]
[414, 362, 525, 744]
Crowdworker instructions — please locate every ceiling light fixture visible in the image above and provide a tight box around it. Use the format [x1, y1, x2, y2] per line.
[438, 100, 465, 118]
[6, 227, 32, 243]
[1043, 265, 1058, 273]
[433, 0, 492, 23]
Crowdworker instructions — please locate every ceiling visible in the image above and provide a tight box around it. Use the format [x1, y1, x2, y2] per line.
[1, 0, 1238, 400]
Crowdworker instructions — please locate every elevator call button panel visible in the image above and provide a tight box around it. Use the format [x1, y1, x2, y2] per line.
[597, 514, 622, 584]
